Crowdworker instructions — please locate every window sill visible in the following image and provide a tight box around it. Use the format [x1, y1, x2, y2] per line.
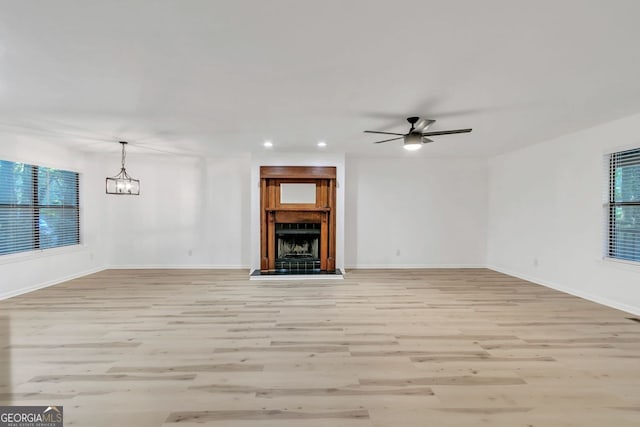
[0, 244, 86, 266]
[601, 257, 640, 271]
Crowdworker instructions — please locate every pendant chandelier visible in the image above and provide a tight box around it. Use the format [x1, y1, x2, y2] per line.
[105, 141, 140, 195]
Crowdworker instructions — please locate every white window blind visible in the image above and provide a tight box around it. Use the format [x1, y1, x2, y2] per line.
[0, 160, 80, 256]
[605, 148, 640, 262]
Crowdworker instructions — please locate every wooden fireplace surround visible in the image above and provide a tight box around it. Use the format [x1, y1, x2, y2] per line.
[260, 166, 336, 272]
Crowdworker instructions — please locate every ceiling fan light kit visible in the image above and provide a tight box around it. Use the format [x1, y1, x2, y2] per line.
[106, 141, 140, 195]
[365, 116, 472, 150]
[403, 133, 423, 150]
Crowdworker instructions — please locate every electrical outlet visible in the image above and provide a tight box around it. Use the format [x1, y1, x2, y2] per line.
[396, 249, 401, 256]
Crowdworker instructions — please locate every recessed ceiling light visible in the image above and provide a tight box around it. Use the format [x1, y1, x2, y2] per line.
[317, 141, 327, 147]
[263, 141, 273, 148]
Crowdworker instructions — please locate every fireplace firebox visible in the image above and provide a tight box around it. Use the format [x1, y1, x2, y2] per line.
[276, 223, 321, 271]
[260, 166, 336, 273]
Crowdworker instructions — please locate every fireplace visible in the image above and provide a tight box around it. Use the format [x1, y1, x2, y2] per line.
[260, 166, 336, 273]
[276, 223, 321, 271]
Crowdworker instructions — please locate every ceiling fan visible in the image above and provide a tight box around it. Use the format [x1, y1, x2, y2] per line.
[364, 117, 472, 151]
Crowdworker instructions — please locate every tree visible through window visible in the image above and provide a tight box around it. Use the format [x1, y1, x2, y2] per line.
[0, 160, 79, 255]
[606, 148, 640, 262]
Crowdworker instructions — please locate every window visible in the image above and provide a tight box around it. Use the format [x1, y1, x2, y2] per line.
[0, 160, 80, 256]
[605, 148, 640, 262]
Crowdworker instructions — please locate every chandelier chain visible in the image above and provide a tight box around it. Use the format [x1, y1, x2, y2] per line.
[121, 142, 127, 169]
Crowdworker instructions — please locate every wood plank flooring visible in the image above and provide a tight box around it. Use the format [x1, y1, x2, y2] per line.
[1, 268, 639, 426]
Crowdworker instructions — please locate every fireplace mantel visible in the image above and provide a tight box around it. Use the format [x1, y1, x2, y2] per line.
[260, 166, 336, 272]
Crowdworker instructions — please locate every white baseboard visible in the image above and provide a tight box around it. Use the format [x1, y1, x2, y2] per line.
[107, 264, 251, 270]
[344, 264, 486, 269]
[487, 264, 640, 316]
[0, 266, 107, 301]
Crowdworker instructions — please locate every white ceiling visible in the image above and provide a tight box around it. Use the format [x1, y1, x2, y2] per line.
[1, 0, 640, 157]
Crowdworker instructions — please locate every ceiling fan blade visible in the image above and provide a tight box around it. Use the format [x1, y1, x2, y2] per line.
[413, 118, 435, 132]
[422, 137, 434, 144]
[364, 130, 405, 136]
[422, 128, 472, 136]
[373, 137, 404, 144]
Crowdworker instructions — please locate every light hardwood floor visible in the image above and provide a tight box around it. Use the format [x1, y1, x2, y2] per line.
[1, 269, 639, 426]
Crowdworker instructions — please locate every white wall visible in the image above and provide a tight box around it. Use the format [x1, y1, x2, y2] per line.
[0, 137, 108, 299]
[249, 152, 346, 272]
[487, 112, 640, 315]
[345, 156, 488, 268]
[107, 154, 251, 268]
[6, 112, 640, 318]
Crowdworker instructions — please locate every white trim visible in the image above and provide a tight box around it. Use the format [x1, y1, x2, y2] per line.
[0, 244, 86, 265]
[601, 256, 640, 270]
[0, 154, 88, 175]
[107, 264, 251, 270]
[344, 264, 486, 269]
[602, 142, 640, 156]
[0, 266, 107, 301]
[487, 264, 640, 316]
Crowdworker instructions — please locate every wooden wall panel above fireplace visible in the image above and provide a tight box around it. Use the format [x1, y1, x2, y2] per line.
[260, 166, 336, 273]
